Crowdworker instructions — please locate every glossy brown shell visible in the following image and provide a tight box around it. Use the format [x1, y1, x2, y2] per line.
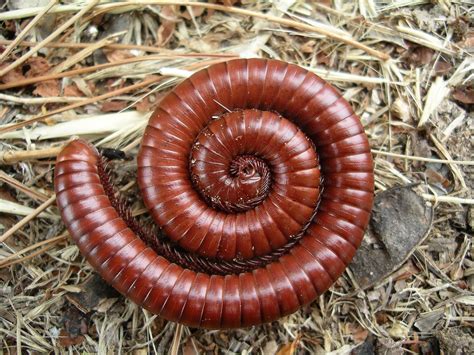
[54, 58, 374, 329]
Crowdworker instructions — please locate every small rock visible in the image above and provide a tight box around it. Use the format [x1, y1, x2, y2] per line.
[350, 186, 434, 289]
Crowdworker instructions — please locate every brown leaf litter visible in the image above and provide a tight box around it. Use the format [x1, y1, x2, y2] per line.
[0, 1, 473, 354]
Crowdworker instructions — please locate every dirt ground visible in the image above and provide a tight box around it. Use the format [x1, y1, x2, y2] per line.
[0, 1, 473, 354]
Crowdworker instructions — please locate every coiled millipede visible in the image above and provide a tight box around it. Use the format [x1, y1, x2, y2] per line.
[54, 58, 374, 329]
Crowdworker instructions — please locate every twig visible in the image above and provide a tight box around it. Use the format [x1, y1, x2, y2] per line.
[0, 1, 390, 61]
[0, 58, 229, 135]
[0, 199, 56, 219]
[0, 93, 84, 104]
[170, 324, 183, 355]
[0, 146, 63, 164]
[0, 39, 174, 53]
[97, 1, 391, 61]
[0, 242, 64, 268]
[0, 0, 58, 62]
[51, 35, 116, 74]
[313, 3, 346, 17]
[0, 195, 56, 243]
[0, 39, 239, 57]
[0, 76, 163, 135]
[0, 232, 68, 268]
[430, 133, 467, 189]
[0, 53, 238, 91]
[0, 171, 50, 202]
[0, 0, 100, 77]
[422, 194, 474, 205]
[371, 149, 474, 166]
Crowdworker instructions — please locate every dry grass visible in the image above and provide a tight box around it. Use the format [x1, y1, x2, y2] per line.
[0, 0, 473, 354]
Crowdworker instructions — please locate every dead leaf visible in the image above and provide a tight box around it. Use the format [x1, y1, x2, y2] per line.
[58, 329, 85, 347]
[65, 274, 119, 313]
[90, 13, 105, 26]
[375, 312, 389, 325]
[24, 57, 59, 96]
[391, 260, 420, 281]
[182, 337, 199, 355]
[104, 78, 126, 92]
[104, 49, 135, 63]
[403, 45, 434, 66]
[0, 187, 16, 202]
[350, 186, 434, 289]
[0, 63, 26, 84]
[135, 96, 153, 112]
[317, 52, 332, 67]
[276, 334, 301, 355]
[58, 306, 88, 347]
[434, 60, 452, 75]
[452, 86, 474, 104]
[136, 93, 163, 112]
[450, 16, 469, 43]
[0, 214, 16, 232]
[101, 100, 127, 112]
[26, 56, 51, 77]
[157, 6, 179, 46]
[410, 133, 432, 169]
[425, 168, 450, 188]
[460, 30, 474, 51]
[347, 323, 369, 343]
[180, 5, 205, 20]
[33, 80, 60, 97]
[3, 19, 16, 33]
[300, 40, 316, 54]
[64, 83, 84, 97]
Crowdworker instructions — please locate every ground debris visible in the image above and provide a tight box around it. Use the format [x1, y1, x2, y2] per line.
[58, 306, 88, 347]
[65, 274, 119, 314]
[436, 328, 474, 355]
[0, 0, 473, 353]
[452, 86, 474, 105]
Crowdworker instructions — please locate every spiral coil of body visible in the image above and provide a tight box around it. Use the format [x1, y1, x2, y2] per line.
[54, 58, 374, 329]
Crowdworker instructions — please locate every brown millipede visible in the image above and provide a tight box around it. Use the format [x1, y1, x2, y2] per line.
[54, 58, 374, 329]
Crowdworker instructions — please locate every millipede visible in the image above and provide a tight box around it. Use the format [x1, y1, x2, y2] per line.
[54, 58, 374, 329]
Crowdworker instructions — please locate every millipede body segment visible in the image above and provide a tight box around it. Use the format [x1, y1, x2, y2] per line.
[54, 58, 374, 329]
